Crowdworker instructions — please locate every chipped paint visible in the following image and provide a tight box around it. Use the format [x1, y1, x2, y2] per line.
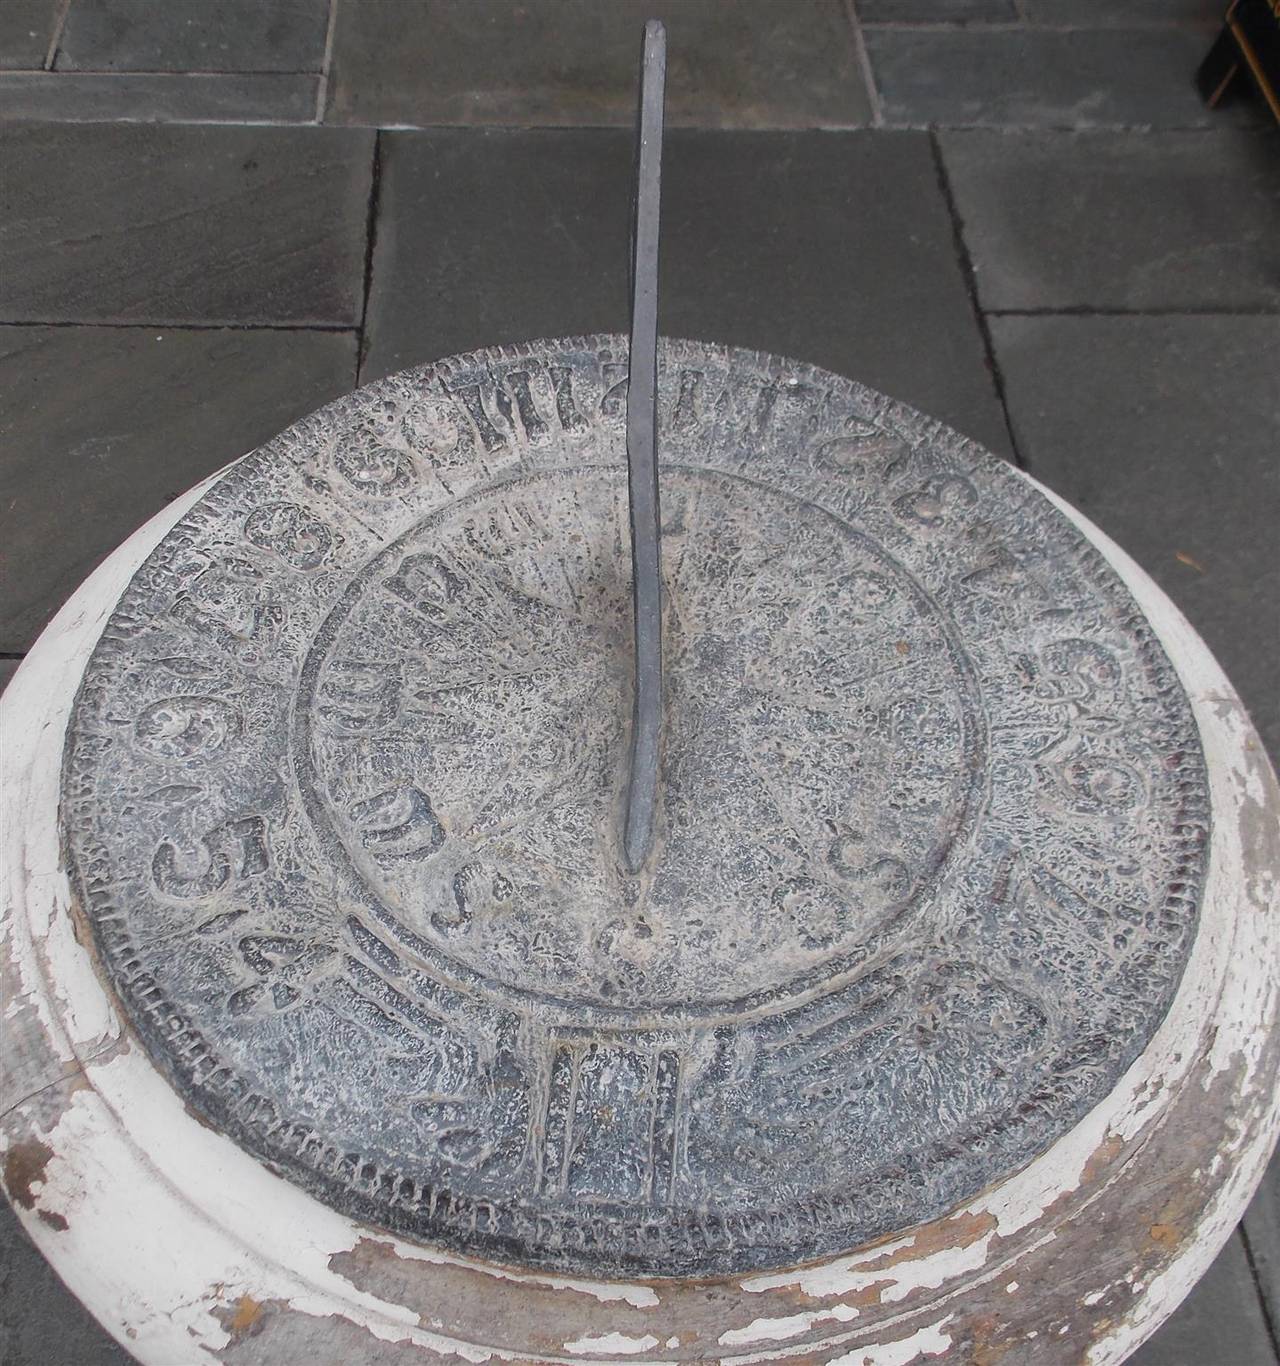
[331, 1234, 661, 1314]
[827, 1316, 954, 1365]
[563, 1331, 661, 1355]
[740, 1212, 996, 1301]
[720, 1304, 862, 1347]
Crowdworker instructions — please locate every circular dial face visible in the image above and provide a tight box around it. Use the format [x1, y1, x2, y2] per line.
[299, 465, 981, 1018]
[63, 338, 1208, 1277]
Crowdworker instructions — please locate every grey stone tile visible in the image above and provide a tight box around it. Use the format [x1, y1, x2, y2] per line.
[1244, 1147, 1280, 1344]
[58, 0, 329, 73]
[0, 1197, 131, 1365]
[327, 0, 871, 129]
[866, 25, 1245, 126]
[939, 129, 1280, 312]
[1023, 0, 1218, 25]
[0, 123, 373, 325]
[992, 313, 1280, 762]
[0, 0, 58, 69]
[0, 70, 317, 122]
[858, 0, 1016, 21]
[1127, 1231, 1277, 1365]
[363, 128, 1009, 456]
[0, 325, 356, 652]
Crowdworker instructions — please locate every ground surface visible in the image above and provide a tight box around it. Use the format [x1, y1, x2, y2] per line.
[0, 1, 1277, 1363]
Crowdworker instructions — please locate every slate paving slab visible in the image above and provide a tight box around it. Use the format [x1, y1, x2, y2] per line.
[992, 313, 1280, 762]
[0, 325, 356, 652]
[0, 1198, 132, 1366]
[1127, 1231, 1277, 1364]
[857, 0, 1017, 22]
[0, 122, 374, 325]
[1021, 0, 1218, 25]
[57, 0, 330, 73]
[866, 25, 1245, 126]
[1245, 1149, 1280, 1348]
[939, 129, 1280, 312]
[327, 0, 871, 129]
[0, 70, 318, 122]
[0, 0, 57, 69]
[363, 128, 1010, 455]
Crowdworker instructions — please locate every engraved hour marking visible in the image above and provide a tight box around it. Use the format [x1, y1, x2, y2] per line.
[548, 364, 588, 430]
[671, 368, 702, 432]
[534, 1042, 683, 1207]
[348, 786, 445, 860]
[449, 380, 508, 452]
[152, 815, 269, 900]
[244, 502, 336, 569]
[537, 1045, 578, 1197]
[649, 1049, 680, 1206]
[134, 696, 240, 759]
[600, 360, 628, 416]
[503, 370, 549, 443]
[317, 660, 401, 734]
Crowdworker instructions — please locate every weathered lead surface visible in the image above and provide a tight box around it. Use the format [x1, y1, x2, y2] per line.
[60, 337, 1207, 1278]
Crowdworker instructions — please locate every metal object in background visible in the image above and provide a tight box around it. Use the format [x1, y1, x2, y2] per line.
[1197, 0, 1280, 123]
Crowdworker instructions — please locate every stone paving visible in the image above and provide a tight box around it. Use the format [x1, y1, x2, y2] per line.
[0, 1, 1276, 1362]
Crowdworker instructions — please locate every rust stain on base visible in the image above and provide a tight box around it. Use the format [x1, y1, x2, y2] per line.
[966, 1313, 1014, 1365]
[1082, 1133, 1126, 1184]
[228, 1295, 265, 1340]
[2, 1138, 54, 1209]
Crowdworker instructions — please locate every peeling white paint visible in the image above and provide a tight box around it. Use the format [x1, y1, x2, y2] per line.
[562, 1331, 660, 1356]
[720, 1304, 861, 1347]
[537, 1278, 661, 1311]
[827, 1316, 953, 1365]
[741, 1225, 995, 1305]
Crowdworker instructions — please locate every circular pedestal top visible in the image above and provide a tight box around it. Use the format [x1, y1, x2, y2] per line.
[60, 337, 1208, 1278]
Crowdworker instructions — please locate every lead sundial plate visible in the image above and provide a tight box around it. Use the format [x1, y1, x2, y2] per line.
[63, 337, 1208, 1277]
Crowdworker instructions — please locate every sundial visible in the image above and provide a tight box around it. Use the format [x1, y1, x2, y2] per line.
[3, 23, 1278, 1365]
